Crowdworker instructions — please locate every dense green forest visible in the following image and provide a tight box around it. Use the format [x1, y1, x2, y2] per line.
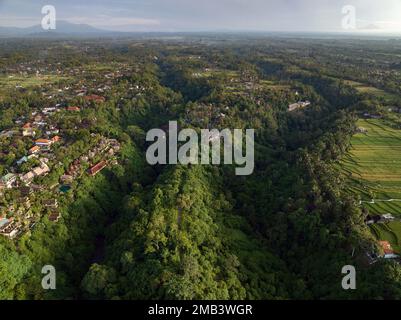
[1, 36, 401, 300]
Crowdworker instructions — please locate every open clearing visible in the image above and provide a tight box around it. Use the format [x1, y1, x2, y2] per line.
[343, 80, 398, 102]
[0, 74, 68, 96]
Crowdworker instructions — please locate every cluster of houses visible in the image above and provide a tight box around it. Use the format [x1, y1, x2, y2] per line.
[0, 97, 121, 240]
[0, 108, 62, 194]
[0, 133, 121, 239]
[61, 136, 120, 183]
[0, 57, 138, 240]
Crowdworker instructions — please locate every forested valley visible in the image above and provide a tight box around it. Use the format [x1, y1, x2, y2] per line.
[1, 37, 401, 299]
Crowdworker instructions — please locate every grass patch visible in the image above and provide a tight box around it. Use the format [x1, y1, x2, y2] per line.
[0, 74, 68, 95]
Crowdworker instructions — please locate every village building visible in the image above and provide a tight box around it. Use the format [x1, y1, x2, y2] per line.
[60, 175, 73, 184]
[67, 106, 81, 112]
[51, 135, 61, 143]
[29, 146, 40, 155]
[16, 156, 28, 166]
[0, 173, 17, 189]
[379, 241, 399, 259]
[34, 115, 43, 122]
[0, 221, 21, 239]
[357, 127, 368, 134]
[88, 161, 107, 176]
[288, 100, 311, 112]
[42, 107, 56, 114]
[20, 172, 35, 185]
[0, 216, 10, 229]
[43, 199, 58, 209]
[35, 139, 53, 147]
[381, 214, 395, 222]
[32, 163, 50, 177]
[22, 123, 35, 137]
[85, 94, 106, 103]
[48, 209, 61, 222]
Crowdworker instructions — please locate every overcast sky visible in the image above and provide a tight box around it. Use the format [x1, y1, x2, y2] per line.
[1, 0, 401, 33]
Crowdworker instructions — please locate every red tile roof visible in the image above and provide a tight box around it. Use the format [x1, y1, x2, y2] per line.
[88, 161, 107, 176]
[29, 146, 40, 153]
[67, 106, 81, 111]
[35, 139, 52, 144]
[84, 94, 105, 102]
[379, 241, 394, 255]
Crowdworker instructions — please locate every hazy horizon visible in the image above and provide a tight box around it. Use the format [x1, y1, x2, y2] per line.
[1, 0, 401, 34]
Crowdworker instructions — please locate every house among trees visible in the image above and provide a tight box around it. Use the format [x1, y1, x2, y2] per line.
[16, 156, 28, 166]
[381, 214, 395, 222]
[288, 100, 311, 112]
[32, 163, 50, 177]
[29, 146, 40, 155]
[20, 171, 35, 185]
[67, 106, 81, 112]
[88, 161, 107, 176]
[43, 199, 58, 209]
[84, 94, 105, 103]
[51, 135, 61, 143]
[0, 217, 20, 239]
[35, 139, 53, 148]
[60, 174, 73, 184]
[22, 123, 35, 137]
[379, 241, 399, 259]
[0, 173, 17, 189]
[48, 209, 61, 222]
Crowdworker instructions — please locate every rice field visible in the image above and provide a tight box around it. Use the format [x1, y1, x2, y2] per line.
[342, 118, 401, 250]
[342, 119, 401, 216]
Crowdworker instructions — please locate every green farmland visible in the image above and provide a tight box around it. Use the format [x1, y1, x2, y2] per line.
[342, 119, 401, 215]
[343, 80, 398, 102]
[342, 119, 401, 251]
[0, 74, 69, 96]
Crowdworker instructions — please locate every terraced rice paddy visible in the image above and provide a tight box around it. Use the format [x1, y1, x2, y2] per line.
[342, 119, 401, 214]
[342, 119, 401, 251]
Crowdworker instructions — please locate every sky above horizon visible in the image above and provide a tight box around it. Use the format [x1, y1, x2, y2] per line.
[1, 0, 401, 33]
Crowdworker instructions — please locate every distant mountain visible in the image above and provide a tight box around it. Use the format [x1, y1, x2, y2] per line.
[0, 21, 118, 37]
[359, 24, 381, 31]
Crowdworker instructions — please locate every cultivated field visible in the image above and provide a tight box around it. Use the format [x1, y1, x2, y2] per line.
[0, 74, 68, 96]
[342, 119, 401, 215]
[343, 80, 398, 102]
[342, 119, 401, 252]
